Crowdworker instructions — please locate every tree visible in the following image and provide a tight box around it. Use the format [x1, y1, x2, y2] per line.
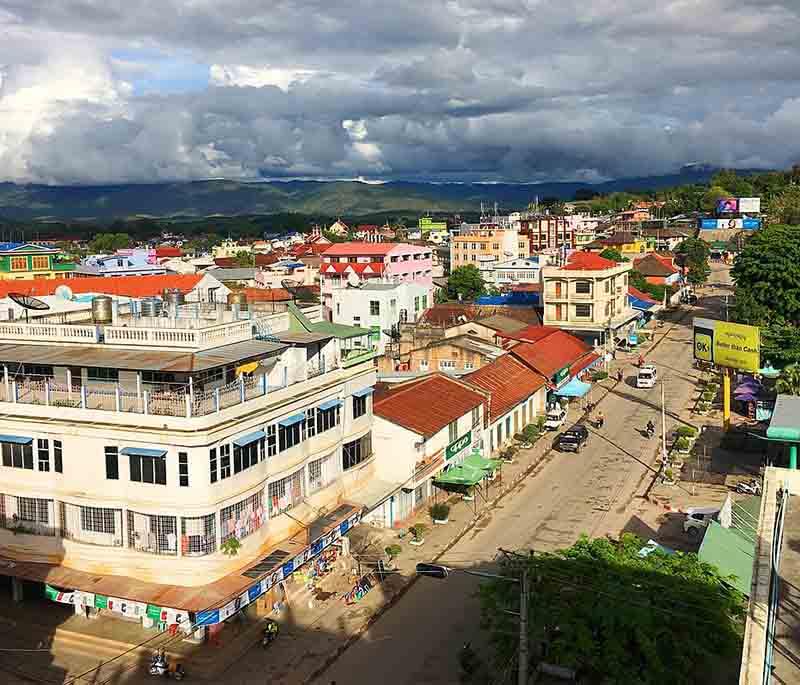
[776, 364, 800, 395]
[629, 270, 671, 303]
[768, 185, 800, 226]
[599, 248, 625, 262]
[447, 265, 486, 301]
[675, 237, 710, 285]
[479, 535, 745, 685]
[232, 250, 254, 267]
[88, 232, 131, 253]
[731, 225, 800, 323]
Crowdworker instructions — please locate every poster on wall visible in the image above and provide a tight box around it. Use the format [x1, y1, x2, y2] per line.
[716, 198, 739, 214]
[738, 197, 761, 213]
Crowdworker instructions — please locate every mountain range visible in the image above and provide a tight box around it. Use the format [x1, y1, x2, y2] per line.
[0, 166, 734, 221]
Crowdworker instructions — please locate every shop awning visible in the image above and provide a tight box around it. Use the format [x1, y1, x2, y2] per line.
[278, 413, 305, 427]
[235, 361, 260, 375]
[233, 430, 266, 447]
[352, 387, 374, 398]
[554, 378, 591, 398]
[629, 295, 656, 311]
[463, 451, 502, 472]
[434, 464, 484, 488]
[120, 447, 166, 458]
[318, 398, 343, 411]
[0, 434, 32, 445]
[767, 394, 800, 442]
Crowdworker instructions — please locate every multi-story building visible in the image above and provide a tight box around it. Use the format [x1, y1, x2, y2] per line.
[331, 282, 431, 354]
[319, 242, 433, 311]
[77, 250, 169, 277]
[0, 293, 378, 632]
[540, 251, 638, 342]
[211, 239, 252, 260]
[0, 242, 76, 280]
[585, 231, 654, 257]
[483, 257, 542, 288]
[450, 225, 528, 273]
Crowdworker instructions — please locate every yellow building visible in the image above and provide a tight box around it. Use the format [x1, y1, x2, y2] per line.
[450, 226, 529, 275]
[586, 231, 655, 256]
[0, 242, 75, 280]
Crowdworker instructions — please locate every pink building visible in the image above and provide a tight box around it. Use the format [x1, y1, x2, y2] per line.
[319, 242, 433, 309]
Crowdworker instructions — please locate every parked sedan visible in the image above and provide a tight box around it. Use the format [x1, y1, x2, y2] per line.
[556, 424, 589, 453]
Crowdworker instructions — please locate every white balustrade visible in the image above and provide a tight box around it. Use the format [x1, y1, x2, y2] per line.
[0, 323, 99, 344]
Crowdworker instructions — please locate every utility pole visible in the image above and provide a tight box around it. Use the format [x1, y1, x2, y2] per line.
[518, 564, 529, 685]
[661, 379, 667, 467]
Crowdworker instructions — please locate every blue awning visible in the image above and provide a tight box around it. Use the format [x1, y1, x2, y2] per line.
[628, 295, 656, 311]
[555, 378, 591, 398]
[0, 434, 32, 445]
[279, 413, 305, 427]
[121, 447, 167, 458]
[352, 387, 374, 398]
[318, 399, 343, 411]
[233, 430, 266, 447]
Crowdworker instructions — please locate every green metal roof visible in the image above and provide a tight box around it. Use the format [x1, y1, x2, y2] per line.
[463, 451, 502, 472]
[698, 496, 760, 596]
[434, 464, 484, 488]
[287, 302, 367, 340]
[767, 395, 800, 442]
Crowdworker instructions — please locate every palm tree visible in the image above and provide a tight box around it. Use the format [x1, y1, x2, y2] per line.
[776, 364, 800, 395]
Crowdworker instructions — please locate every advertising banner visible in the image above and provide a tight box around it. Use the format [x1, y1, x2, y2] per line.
[738, 197, 761, 213]
[742, 218, 761, 230]
[445, 431, 472, 461]
[700, 219, 718, 229]
[693, 318, 760, 372]
[716, 198, 739, 214]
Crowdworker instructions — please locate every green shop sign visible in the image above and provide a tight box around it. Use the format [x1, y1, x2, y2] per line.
[446, 431, 472, 461]
[369, 325, 381, 342]
[553, 366, 570, 386]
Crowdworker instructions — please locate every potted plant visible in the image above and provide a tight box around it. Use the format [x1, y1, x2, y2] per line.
[385, 544, 402, 568]
[674, 437, 691, 454]
[409, 523, 428, 546]
[221, 537, 241, 556]
[663, 467, 675, 484]
[429, 503, 451, 524]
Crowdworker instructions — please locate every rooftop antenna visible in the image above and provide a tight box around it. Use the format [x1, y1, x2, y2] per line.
[8, 292, 50, 323]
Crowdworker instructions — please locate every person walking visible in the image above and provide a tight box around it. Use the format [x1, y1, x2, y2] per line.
[596, 411, 605, 429]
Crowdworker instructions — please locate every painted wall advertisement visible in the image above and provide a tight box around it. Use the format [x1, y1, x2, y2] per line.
[693, 317, 760, 373]
[716, 198, 739, 214]
[738, 197, 761, 213]
[700, 218, 760, 230]
[446, 431, 472, 461]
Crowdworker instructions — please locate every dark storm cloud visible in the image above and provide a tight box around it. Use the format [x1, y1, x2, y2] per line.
[2, 0, 800, 183]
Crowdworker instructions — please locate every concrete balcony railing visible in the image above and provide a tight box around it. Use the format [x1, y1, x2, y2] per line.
[0, 322, 100, 344]
[340, 347, 379, 369]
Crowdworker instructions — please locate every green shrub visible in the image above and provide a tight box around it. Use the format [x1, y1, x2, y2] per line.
[410, 523, 428, 540]
[664, 467, 674, 481]
[429, 503, 450, 521]
[221, 537, 241, 556]
[674, 437, 691, 451]
[591, 371, 608, 381]
[385, 544, 402, 560]
[676, 426, 698, 438]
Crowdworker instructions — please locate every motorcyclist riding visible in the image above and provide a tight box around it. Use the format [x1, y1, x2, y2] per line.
[646, 420, 655, 437]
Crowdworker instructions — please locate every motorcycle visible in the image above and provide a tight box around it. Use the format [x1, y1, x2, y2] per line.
[646, 423, 655, 439]
[148, 652, 186, 680]
[262, 620, 279, 648]
[736, 479, 762, 496]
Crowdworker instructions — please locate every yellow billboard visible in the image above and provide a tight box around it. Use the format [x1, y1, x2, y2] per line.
[693, 318, 760, 372]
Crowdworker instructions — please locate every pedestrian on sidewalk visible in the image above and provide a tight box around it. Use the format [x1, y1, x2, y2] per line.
[596, 411, 605, 429]
[616, 369, 624, 383]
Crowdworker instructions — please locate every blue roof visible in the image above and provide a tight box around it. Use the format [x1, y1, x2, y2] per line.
[475, 292, 539, 306]
[554, 378, 591, 398]
[233, 430, 266, 447]
[628, 295, 656, 311]
[121, 447, 167, 458]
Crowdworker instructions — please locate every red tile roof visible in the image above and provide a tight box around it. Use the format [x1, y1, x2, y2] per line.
[374, 373, 486, 437]
[465, 355, 546, 420]
[561, 252, 618, 271]
[496, 324, 561, 344]
[319, 262, 386, 276]
[509, 333, 594, 379]
[154, 247, 183, 258]
[242, 287, 293, 302]
[0, 274, 203, 299]
[633, 253, 676, 277]
[569, 352, 601, 378]
[419, 304, 540, 328]
[321, 242, 397, 256]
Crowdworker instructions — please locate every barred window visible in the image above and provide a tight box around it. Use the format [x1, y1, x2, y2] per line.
[18, 497, 49, 524]
[343, 433, 372, 471]
[80, 506, 116, 534]
[53, 440, 62, 474]
[37, 438, 49, 472]
[209, 448, 218, 483]
[317, 405, 340, 434]
[308, 454, 335, 494]
[267, 425, 277, 457]
[220, 444, 231, 479]
[220, 491, 264, 544]
[305, 408, 317, 438]
[268, 469, 304, 517]
[127, 511, 177, 555]
[87, 367, 119, 382]
[181, 514, 216, 556]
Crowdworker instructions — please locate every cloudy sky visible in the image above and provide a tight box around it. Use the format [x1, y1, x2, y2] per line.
[1, 0, 799, 185]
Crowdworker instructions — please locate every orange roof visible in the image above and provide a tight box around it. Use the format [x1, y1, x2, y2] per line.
[0, 274, 203, 299]
[321, 242, 397, 256]
[628, 286, 659, 304]
[319, 262, 385, 275]
[561, 252, 618, 271]
[242, 287, 293, 302]
[496, 324, 561, 344]
[374, 373, 486, 437]
[509, 333, 593, 379]
[569, 352, 601, 378]
[465, 355, 546, 420]
[154, 247, 183, 258]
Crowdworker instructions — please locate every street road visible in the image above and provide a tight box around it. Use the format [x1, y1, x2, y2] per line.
[320, 277, 731, 684]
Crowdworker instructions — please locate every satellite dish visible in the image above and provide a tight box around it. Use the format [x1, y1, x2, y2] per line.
[8, 293, 50, 311]
[281, 278, 303, 302]
[346, 271, 361, 288]
[55, 285, 74, 300]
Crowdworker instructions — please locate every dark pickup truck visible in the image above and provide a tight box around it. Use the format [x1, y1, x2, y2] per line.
[556, 425, 589, 453]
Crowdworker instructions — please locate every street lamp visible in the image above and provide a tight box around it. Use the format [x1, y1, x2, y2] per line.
[416, 561, 529, 685]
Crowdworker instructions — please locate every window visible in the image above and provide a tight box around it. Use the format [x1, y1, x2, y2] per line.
[419, 360, 429, 371]
[127, 511, 177, 555]
[605, 279, 610, 293]
[305, 409, 317, 438]
[220, 444, 231, 479]
[448, 421, 458, 442]
[267, 469, 304, 517]
[10, 256, 27, 271]
[53, 440, 62, 473]
[575, 303, 592, 318]
[414, 296, 420, 312]
[37, 439, 49, 472]
[105, 446, 119, 480]
[81, 506, 115, 534]
[575, 280, 591, 294]
[31, 255, 49, 270]
[353, 394, 367, 419]
[353, 316, 361, 326]
[1, 441, 34, 470]
[308, 454, 335, 493]
[472, 407, 481, 427]
[342, 433, 372, 471]
[181, 514, 216, 556]
[422, 294, 428, 309]
[464, 361, 474, 370]
[141, 371, 175, 384]
[439, 359, 456, 370]
[22, 364, 53, 378]
[266, 425, 277, 457]
[369, 300, 380, 316]
[179, 452, 189, 487]
[317, 404, 341, 433]
[279, 421, 302, 451]
[233, 438, 262, 475]
[492, 243, 500, 250]
[336, 303, 341, 316]
[129, 452, 166, 485]
[88, 367, 119, 382]
[209, 448, 218, 483]
[18, 497, 49, 524]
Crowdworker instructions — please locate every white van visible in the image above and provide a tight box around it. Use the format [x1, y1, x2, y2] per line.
[637, 364, 658, 389]
[544, 405, 567, 431]
[683, 506, 720, 537]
